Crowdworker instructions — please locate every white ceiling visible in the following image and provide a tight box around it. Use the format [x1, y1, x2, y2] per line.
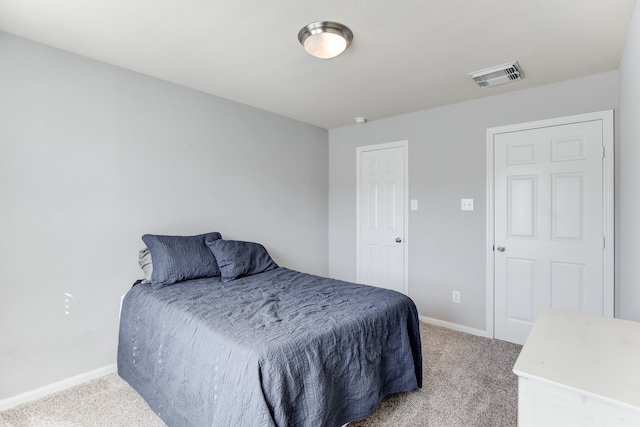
[0, 0, 636, 129]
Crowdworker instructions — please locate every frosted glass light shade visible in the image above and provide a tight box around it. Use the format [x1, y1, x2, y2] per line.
[304, 32, 348, 59]
[298, 21, 353, 59]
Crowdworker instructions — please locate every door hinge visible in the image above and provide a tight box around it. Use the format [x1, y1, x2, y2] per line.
[603, 236, 606, 249]
[602, 146, 605, 158]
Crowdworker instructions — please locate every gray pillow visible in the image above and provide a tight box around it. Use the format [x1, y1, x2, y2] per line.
[142, 232, 222, 288]
[205, 239, 278, 282]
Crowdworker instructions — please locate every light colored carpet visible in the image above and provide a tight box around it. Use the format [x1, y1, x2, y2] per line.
[0, 374, 165, 427]
[0, 323, 521, 427]
[350, 324, 521, 426]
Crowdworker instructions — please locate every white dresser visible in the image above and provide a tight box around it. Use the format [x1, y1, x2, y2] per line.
[513, 308, 640, 426]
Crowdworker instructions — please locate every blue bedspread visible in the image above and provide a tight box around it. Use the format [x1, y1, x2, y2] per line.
[118, 267, 422, 427]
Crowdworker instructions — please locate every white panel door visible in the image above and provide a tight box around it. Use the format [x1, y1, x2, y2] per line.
[493, 119, 609, 344]
[356, 143, 407, 294]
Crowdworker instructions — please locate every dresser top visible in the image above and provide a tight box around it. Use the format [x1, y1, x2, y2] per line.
[513, 308, 640, 408]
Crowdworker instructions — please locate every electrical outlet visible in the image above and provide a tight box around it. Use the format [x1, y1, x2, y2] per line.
[461, 198, 474, 211]
[452, 291, 461, 303]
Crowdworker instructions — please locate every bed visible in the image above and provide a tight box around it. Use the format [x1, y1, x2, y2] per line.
[117, 233, 422, 427]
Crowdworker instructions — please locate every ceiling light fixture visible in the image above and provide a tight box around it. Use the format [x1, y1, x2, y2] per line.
[469, 61, 524, 88]
[298, 21, 353, 59]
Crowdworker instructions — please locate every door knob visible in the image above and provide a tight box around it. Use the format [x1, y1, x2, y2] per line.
[496, 246, 506, 252]
[395, 237, 402, 243]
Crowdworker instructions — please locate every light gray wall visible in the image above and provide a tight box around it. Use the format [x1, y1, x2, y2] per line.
[619, 2, 640, 322]
[0, 32, 328, 400]
[329, 71, 619, 332]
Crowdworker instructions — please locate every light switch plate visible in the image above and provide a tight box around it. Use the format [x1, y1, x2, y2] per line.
[410, 199, 418, 211]
[461, 198, 474, 211]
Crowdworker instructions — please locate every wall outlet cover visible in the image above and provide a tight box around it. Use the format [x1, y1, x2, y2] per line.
[461, 198, 474, 211]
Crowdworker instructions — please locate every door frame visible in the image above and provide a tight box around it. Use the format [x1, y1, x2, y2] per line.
[356, 140, 409, 295]
[485, 110, 614, 339]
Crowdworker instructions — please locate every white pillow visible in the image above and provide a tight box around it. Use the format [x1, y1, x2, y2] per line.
[138, 247, 153, 283]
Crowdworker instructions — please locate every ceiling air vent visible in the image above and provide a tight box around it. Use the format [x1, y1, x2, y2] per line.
[469, 61, 523, 88]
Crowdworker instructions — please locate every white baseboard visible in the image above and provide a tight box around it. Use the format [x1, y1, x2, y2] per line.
[419, 315, 491, 338]
[0, 364, 117, 412]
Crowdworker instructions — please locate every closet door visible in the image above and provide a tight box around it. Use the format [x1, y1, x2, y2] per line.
[490, 112, 613, 345]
